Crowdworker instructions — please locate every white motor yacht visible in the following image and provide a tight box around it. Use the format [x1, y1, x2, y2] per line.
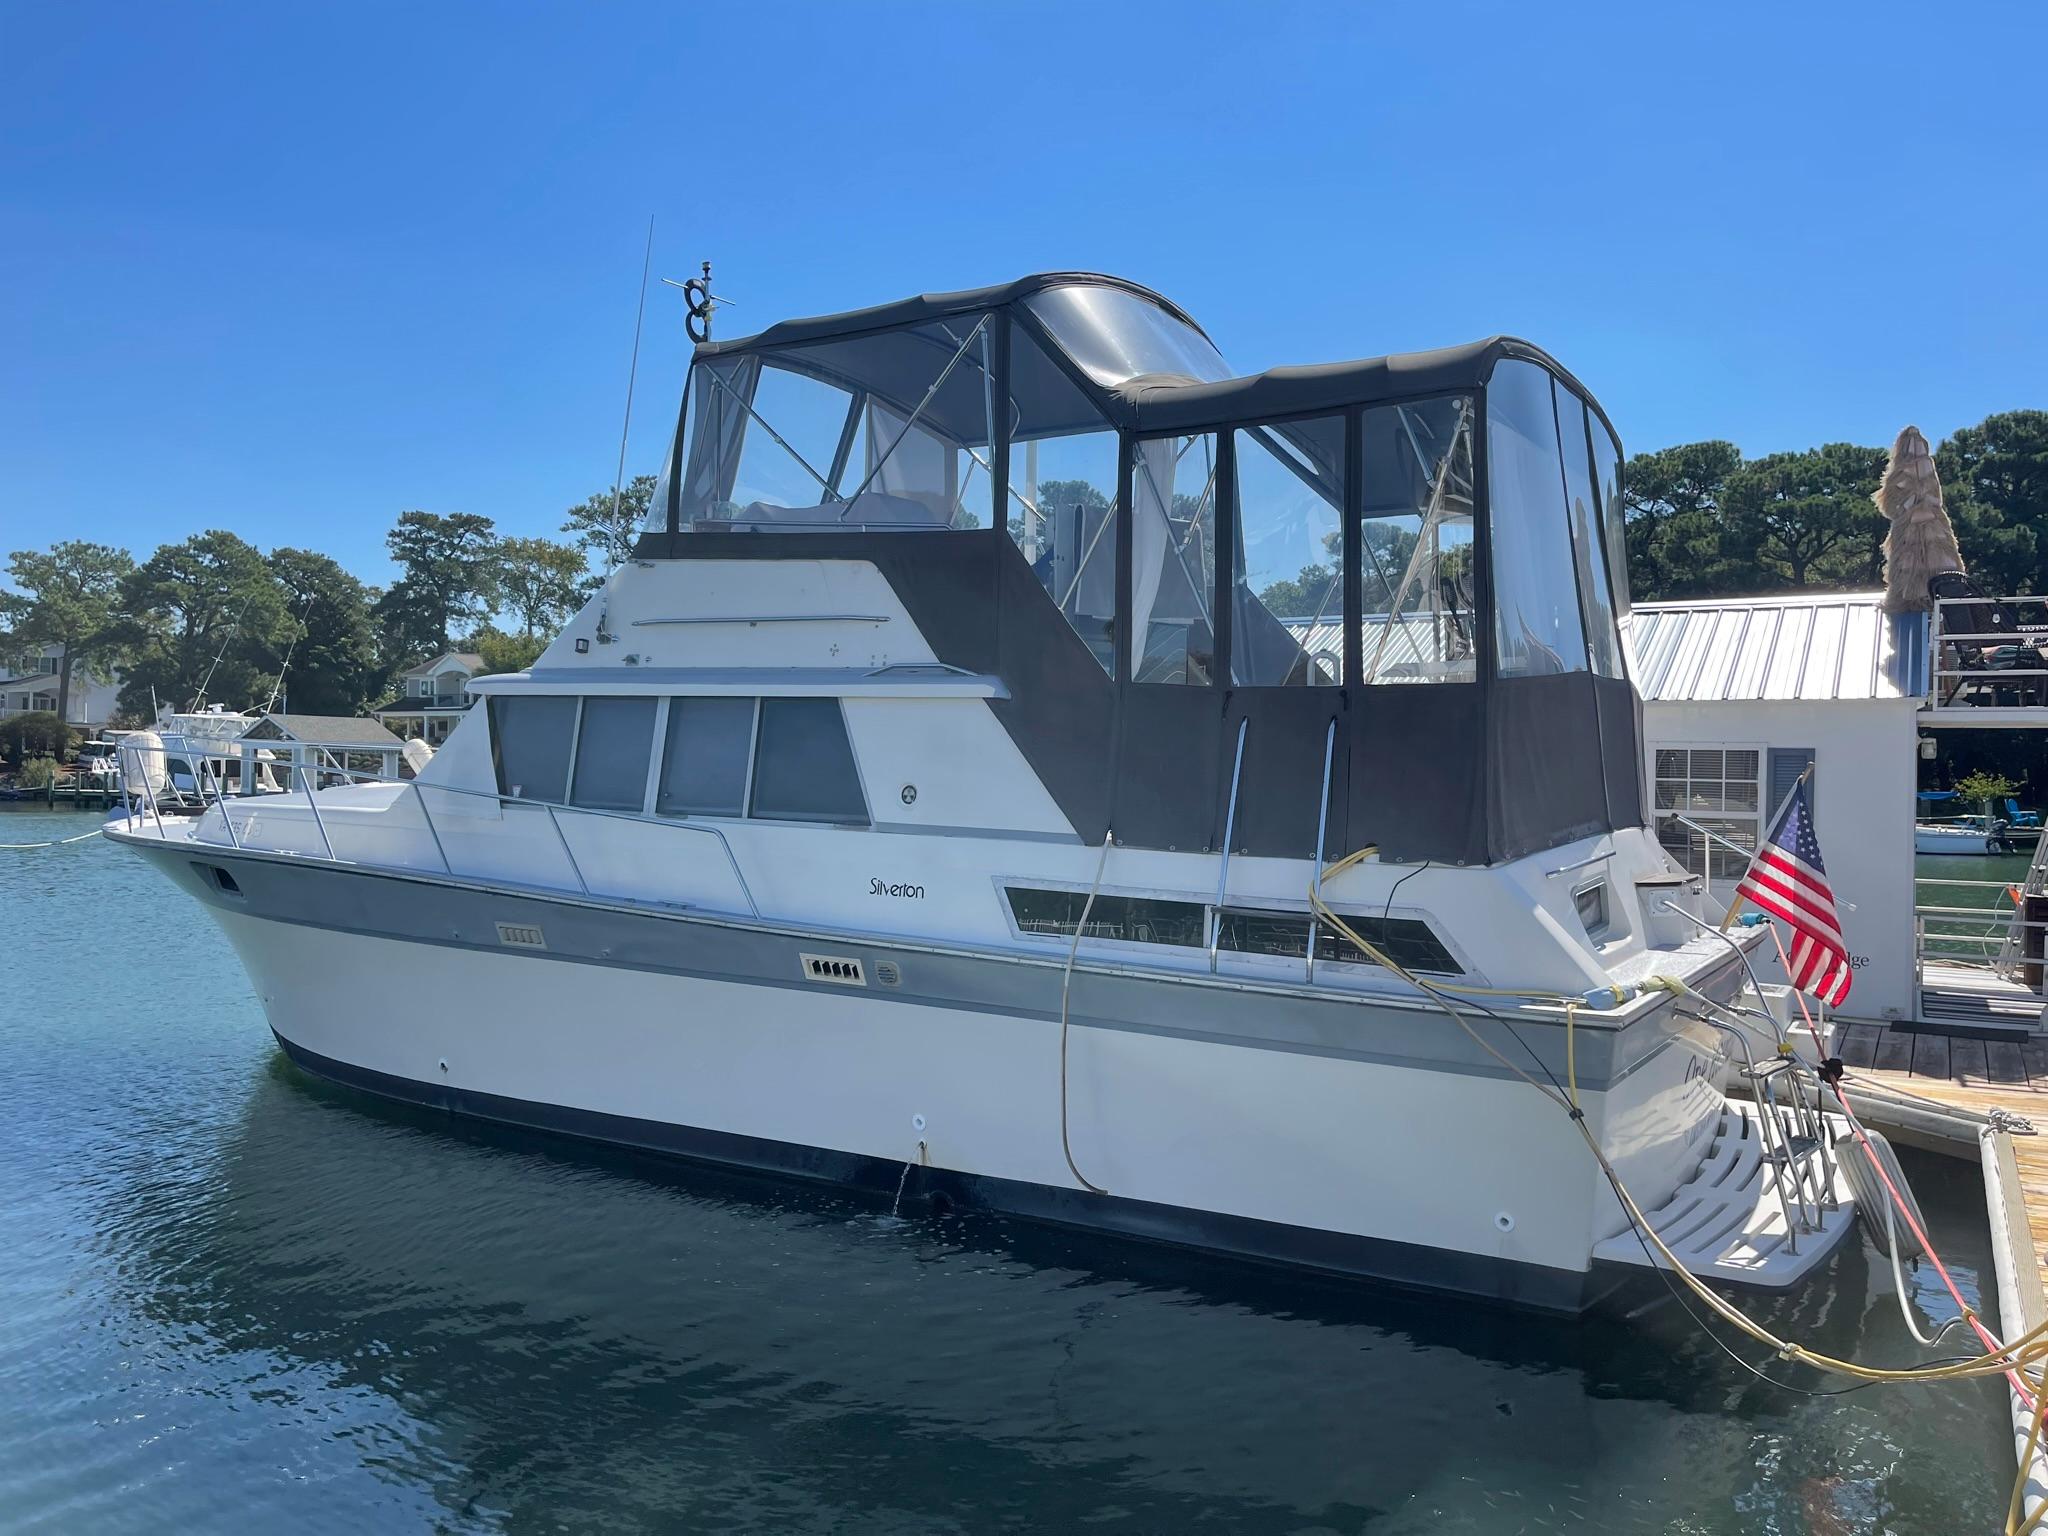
[108, 273, 1855, 1310]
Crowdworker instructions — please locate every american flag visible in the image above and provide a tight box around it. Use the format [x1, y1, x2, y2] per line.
[1734, 778, 1852, 1007]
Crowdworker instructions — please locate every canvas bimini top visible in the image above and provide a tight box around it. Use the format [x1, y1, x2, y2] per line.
[636, 273, 1642, 869]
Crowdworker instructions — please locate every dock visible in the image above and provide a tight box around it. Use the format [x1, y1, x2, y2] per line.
[1833, 1021, 2048, 1523]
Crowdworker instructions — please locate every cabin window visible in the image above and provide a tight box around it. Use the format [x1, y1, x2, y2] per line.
[1006, 888, 1206, 947]
[1006, 320, 1122, 676]
[569, 697, 658, 812]
[1215, 907, 1462, 974]
[1131, 432, 1220, 684]
[1572, 881, 1611, 938]
[749, 698, 868, 825]
[656, 696, 755, 818]
[1231, 417, 1345, 686]
[1652, 745, 1762, 878]
[1555, 384, 1625, 680]
[673, 318, 997, 531]
[1355, 397, 1477, 684]
[490, 695, 578, 802]
[1487, 359, 1590, 677]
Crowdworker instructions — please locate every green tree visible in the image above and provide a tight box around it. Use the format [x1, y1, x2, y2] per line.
[1620, 441, 1745, 599]
[0, 711, 76, 766]
[116, 531, 289, 717]
[1937, 410, 2048, 595]
[493, 536, 589, 639]
[561, 474, 655, 572]
[467, 624, 546, 676]
[0, 541, 135, 723]
[1721, 442, 1887, 589]
[264, 548, 386, 716]
[378, 511, 499, 664]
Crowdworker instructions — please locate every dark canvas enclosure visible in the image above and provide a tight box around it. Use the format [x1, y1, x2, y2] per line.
[637, 274, 1643, 867]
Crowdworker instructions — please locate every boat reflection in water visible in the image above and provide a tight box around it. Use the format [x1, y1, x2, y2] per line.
[111, 1057, 2005, 1534]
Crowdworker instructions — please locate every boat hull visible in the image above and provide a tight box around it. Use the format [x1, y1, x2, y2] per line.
[144, 843, 1733, 1314]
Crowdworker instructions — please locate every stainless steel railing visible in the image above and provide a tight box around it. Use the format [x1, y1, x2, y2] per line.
[116, 744, 759, 919]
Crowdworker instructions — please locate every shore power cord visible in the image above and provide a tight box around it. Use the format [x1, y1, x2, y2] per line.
[1306, 846, 2048, 1533]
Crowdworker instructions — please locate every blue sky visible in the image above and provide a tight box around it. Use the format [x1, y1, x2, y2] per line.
[3, 1, 2043, 585]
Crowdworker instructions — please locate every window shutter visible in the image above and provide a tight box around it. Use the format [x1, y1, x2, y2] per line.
[1768, 747, 1815, 818]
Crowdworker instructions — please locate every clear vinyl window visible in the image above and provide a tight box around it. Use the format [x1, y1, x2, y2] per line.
[1230, 417, 1345, 686]
[1488, 359, 1591, 678]
[1355, 397, 1477, 685]
[1131, 431, 1220, 684]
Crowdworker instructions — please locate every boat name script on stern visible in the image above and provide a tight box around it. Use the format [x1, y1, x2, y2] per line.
[869, 878, 926, 900]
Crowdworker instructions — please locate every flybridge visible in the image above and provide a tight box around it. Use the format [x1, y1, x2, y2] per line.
[632, 273, 1644, 870]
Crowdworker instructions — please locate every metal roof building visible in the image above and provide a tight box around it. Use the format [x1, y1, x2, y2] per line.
[1630, 591, 1929, 704]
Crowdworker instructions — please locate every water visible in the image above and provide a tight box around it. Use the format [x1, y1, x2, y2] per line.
[0, 807, 2018, 1533]
[1915, 850, 2035, 964]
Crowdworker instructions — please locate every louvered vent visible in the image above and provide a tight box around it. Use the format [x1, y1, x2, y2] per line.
[800, 953, 867, 987]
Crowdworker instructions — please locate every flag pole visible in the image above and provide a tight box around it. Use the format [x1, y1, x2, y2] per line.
[1718, 763, 1815, 931]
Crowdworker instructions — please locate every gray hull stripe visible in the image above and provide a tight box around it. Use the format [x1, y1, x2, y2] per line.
[139, 839, 1724, 1092]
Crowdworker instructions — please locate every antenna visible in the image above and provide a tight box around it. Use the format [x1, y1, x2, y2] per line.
[191, 600, 248, 712]
[605, 215, 657, 573]
[663, 261, 732, 343]
[264, 589, 317, 715]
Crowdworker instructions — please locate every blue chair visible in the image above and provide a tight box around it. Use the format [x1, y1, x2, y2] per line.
[2006, 798, 2040, 827]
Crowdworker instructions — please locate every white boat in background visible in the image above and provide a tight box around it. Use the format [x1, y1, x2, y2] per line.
[1916, 821, 2011, 856]
[105, 272, 1857, 1312]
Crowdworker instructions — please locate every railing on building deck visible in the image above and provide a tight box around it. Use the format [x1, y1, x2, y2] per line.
[1929, 592, 2048, 710]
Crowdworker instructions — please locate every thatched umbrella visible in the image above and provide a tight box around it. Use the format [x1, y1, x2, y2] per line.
[1877, 425, 1964, 612]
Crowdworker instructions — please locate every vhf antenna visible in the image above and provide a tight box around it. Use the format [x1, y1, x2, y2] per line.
[603, 214, 657, 573]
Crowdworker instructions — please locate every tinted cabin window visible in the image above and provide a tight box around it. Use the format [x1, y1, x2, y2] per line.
[750, 698, 868, 825]
[491, 695, 577, 801]
[1216, 907, 1462, 974]
[1131, 432, 1219, 684]
[656, 697, 755, 817]
[570, 697, 657, 812]
[1487, 359, 1590, 677]
[1006, 888, 1206, 947]
[1355, 396, 1477, 684]
[1230, 417, 1344, 685]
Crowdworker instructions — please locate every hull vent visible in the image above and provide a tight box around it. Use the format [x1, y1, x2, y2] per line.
[496, 922, 547, 950]
[801, 953, 867, 987]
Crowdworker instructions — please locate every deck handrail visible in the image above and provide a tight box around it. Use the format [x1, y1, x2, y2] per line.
[117, 745, 760, 919]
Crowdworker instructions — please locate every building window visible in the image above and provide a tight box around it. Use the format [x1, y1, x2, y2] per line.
[1652, 746, 1763, 878]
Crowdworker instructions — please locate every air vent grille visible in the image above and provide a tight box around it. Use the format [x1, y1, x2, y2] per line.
[496, 922, 547, 950]
[801, 953, 867, 987]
